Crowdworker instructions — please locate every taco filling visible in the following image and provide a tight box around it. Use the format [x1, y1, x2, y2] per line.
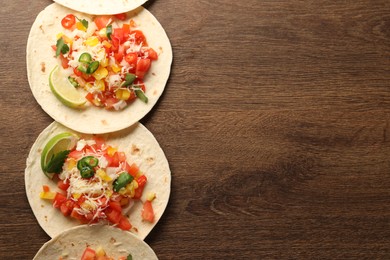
[78, 246, 132, 260]
[53, 12, 157, 110]
[40, 134, 155, 230]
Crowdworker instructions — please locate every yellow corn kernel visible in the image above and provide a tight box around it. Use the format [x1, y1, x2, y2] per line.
[72, 193, 81, 199]
[115, 88, 131, 100]
[93, 67, 108, 80]
[107, 146, 117, 157]
[102, 40, 112, 48]
[39, 191, 56, 200]
[62, 35, 73, 45]
[100, 57, 109, 68]
[81, 201, 96, 211]
[85, 36, 99, 46]
[84, 82, 93, 91]
[66, 159, 76, 171]
[96, 169, 112, 182]
[76, 21, 87, 32]
[124, 180, 138, 197]
[111, 64, 122, 73]
[105, 190, 113, 198]
[98, 28, 107, 38]
[95, 246, 106, 257]
[95, 80, 105, 91]
[56, 33, 63, 39]
[146, 192, 156, 202]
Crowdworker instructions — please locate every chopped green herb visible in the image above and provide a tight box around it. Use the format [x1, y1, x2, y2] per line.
[135, 89, 148, 103]
[55, 38, 69, 57]
[45, 150, 70, 174]
[106, 24, 113, 40]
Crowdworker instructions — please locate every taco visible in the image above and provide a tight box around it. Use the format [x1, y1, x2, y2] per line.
[25, 121, 171, 239]
[54, 0, 147, 15]
[33, 224, 158, 259]
[27, 3, 172, 134]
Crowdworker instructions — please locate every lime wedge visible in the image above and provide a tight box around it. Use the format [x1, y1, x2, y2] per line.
[41, 132, 78, 178]
[49, 65, 86, 108]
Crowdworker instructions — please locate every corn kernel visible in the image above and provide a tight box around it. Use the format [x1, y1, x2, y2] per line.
[96, 246, 106, 257]
[66, 159, 76, 171]
[76, 21, 87, 32]
[95, 80, 105, 91]
[84, 82, 93, 91]
[102, 40, 112, 48]
[107, 146, 117, 157]
[115, 88, 131, 100]
[96, 169, 112, 182]
[93, 67, 108, 80]
[100, 57, 109, 68]
[81, 201, 96, 211]
[98, 28, 107, 38]
[105, 190, 113, 197]
[85, 36, 99, 46]
[72, 193, 81, 199]
[39, 191, 56, 200]
[146, 192, 156, 202]
[111, 64, 122, 73]
[56, 33, 63, 39]
[62, 35, 73, 45]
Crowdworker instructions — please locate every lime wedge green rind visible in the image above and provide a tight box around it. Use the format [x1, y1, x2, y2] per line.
[49, 65, 87, 108]
[40, 132, 78, 179]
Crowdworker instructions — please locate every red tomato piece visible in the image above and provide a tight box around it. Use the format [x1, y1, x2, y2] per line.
[118, 216, 132, 231]
[92, 136, 105, 150]
[61, 14, 76, 29]
[60, 200, 74, 216]
[125, 163, 139, 177]
[57, 180, 70, 191]
[135, 58, 151, 79]
[59, 53, 69, 69]
[141, 200, 155, 222]
[42, 185, 50, 192]
[94, 15, 112, 30]
[132, 30, 147, 45]
[53, 192, 67, 208]
[147, 48, 158, 60]
[113, 28, 124, 42]
[114, 13, 127, 21]
[122, 23, 131, 38]
[133, 175, 147, 199]
[109, 201, 123, 213]
[81, 247, 96, 260]
[124, 52, 138, 69]
[105, 208, 122, 224]
[68, 150, 83, 159]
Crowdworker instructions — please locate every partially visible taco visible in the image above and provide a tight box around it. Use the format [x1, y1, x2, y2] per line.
[33, 224, 158, 259]
[25, 121, 171, 239]
[54, 0, 147, 15]
[27, 3, 172, 134]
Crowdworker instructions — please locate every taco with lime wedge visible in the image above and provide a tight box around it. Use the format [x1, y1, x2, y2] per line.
[25, 121, 171, 239]
[33, 224, 158, 259]
[54, 0, 148, 15]
[27, 3, 172, 134]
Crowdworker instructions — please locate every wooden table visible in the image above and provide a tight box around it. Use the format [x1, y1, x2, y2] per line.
[1, 0, 389, 258]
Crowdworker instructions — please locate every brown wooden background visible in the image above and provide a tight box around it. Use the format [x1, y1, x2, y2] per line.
[1, 0, 390, 259]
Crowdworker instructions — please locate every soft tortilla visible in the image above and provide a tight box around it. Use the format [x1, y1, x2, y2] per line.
[25, 121, 171, 239]
[33, 224, 158, 259]
[54, 0, 148, 15]
[27, 3, 172, 134]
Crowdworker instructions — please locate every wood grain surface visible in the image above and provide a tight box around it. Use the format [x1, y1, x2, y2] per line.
[1, 0, 390, 259]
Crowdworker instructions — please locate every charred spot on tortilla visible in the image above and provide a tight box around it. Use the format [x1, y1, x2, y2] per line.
[110, 237, 116, 244]
[131, 144, 141, 155]
[71, 242, 75, 247]
[101, 119, 108, 125]
[41, 62, 46, 73]
[146, 157, 155, 164]
[39, 24, 44, 33]
[153, 90, 158, 96]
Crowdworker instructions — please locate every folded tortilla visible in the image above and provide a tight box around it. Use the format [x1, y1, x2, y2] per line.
[54, 0, 147, 15]
[33, 224, 158, 259]
[27, 3, 172, 134]
[25, 121, 171, 239]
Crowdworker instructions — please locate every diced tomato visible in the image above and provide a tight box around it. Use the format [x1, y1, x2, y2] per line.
[60, 200, 74, 216]
[132, 30, 147, 45]
[147, 48, 158, 60]
[122, 24, 131, 38]
[94, 15, 112, 30]
[125, 163, 139, 177]
[141, 200, 155, 222]
[53, 192, 67, 208]
[57, 180, 70, 191]
[105, 208, 122, 224]
[104, 97, 120, 110]
[68, 150, 84, 159]
[81, 247, 96, 260]
[114, 13, 127, 21]
[61, 14, 76, 29]
[113, 28, 124, 42]
[135, 58, 151, 79]
[124, 52, 138, 69]
[118, 216, 132, 230]
[114, 52, 124, 63]
[59, 53, 69, 69]
[133, 175, 147, 199]
[109, 200, 122, 212]
[73, 67, 82, 76]
[92, 136, 105, 150]
[70, 207, 88, 223]
[117, 152, 126, 162]
[42, 185, 50, 192]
